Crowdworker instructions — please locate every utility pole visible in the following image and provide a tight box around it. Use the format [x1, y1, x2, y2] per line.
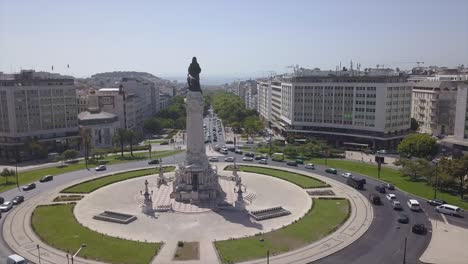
[403, 237, 407, 264]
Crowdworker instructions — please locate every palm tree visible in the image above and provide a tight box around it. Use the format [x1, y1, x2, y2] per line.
[113, 128, 128, 158]
[126, 130, 136, 157]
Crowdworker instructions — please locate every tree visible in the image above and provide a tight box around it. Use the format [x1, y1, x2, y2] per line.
[143, 118, 162, 135]
[398, 158, 435, 181]
[126, 130, 136, 157]
[284, 145, 297, 158]
[113, 128, 128, 158]
[410, 118, 420, 132]
[243, 116, 263, 140]
[397, 134, 438, 159]
[1, 168, 14, 184]
[92, 149, 108, 163]
[62, 149, 78, 161]
[438, 157, 468, 199]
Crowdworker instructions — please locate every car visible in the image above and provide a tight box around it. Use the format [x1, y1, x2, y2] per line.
[386, 193, 397, 201]
[397, 214, 409, 224]
[427, 199, 447, 206]
[235, 149, 243, 154]
[220, 149, 228, 154]
[227, 147, 236, 152]
[295, 159, 304, 165]
[39, 175, 54, 182]
[412, 224, 426, 235]
[244, 152, 255, 157]
[213, 138, 217, 142]
[305, 163, 315, 169]
[209, 157, 219, 162]
[286, 161, 298, 166]
[384, 183, 395, 190]
[255, 155, 264, 160]
[341, 172, 353, 178]
[376, 150, 387, 155]
[148, 159, 160, 165]
[242, 157, 253, 161]
[225, 140, 233, 144]
[12, 196, 24, 205]
[95, 165, 107, 171]
[7, 254, 27, 264]
[0, 197, 4, 204]
[369, 193, 381, 205]
[391, 200, 402, 210]
[325, 168, 337, 174]
[435, 204, 463, 216]
[407, 199, 421, 211]
[258, 159, 268, 164]
[374, 185, 386, 193]
[225, 157, 235, 162]
[22, 183, 36, 191]
[0, 201, 13, 212]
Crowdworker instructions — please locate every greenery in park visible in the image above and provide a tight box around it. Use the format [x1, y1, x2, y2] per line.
[62, 166, 175, 193]
[209, 90, 259, 126]
[224, 165, 329, 188]
[0, 150, 183, 193]
[31, 204, 160, 264]
[0, 168, 15, 185]
[310, 158, 468, 209]
[62, 149, 79, 161]
[215, 198, 350, 264]
[397, 133, 438, 158]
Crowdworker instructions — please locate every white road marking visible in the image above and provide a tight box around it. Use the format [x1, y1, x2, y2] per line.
[440, 213, 449, 224]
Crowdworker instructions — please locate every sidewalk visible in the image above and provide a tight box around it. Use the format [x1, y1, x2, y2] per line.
[420, 219, 468, 264]
[345, 151, 400, 169]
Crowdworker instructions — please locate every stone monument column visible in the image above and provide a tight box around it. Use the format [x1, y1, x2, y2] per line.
[185, 91, 207, 166]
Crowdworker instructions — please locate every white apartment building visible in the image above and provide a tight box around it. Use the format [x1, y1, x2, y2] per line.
[0, 70, 79, 159]
[120, 78, 160, 119]
[411, 81, 458, 136]
[244, 84, 258, 110]
[258, 75, 412, 149]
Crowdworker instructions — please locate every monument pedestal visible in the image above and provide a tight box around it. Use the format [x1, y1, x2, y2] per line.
[171, 91, 224, 204]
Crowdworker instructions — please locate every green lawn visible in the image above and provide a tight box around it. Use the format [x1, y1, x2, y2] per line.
[311, 158, 468, 210]
[225, 165, 329, 188]
[0, 149, 184, 193]
[61, 166, 175, 193]
[215, 198, 349, 263]
[31, 204, 160, 264]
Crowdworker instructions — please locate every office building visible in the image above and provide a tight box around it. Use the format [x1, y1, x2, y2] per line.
[78, 109, 120, 148]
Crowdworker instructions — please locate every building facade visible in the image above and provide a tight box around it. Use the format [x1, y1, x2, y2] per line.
[0, 70, 79, 159]
[258, 75, 412, 149]
[257, 81, 272, 122]
[411, 81, 458, 136]
[78, 109, 120, 148]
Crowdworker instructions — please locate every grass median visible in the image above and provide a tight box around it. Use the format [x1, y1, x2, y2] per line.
[61, 166, 175, 193]
[0, 149, 183, 193]
[215, 198, 350, 263]
[224, 165, 329, 188]
[311, 158, 468, 209]
[31, 203, 160, 264]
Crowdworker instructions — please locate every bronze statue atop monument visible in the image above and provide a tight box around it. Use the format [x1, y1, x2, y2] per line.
[187, 57, 202, 93]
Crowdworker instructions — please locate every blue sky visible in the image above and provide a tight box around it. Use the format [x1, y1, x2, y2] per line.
[1, 0, 467, 80]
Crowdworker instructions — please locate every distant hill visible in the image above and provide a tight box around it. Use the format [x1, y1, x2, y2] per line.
[91, 71, 161, 81]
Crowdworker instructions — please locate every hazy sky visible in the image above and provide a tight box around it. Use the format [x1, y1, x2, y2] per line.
[1, 0, 467, 80]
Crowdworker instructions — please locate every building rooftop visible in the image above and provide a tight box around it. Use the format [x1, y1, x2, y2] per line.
[98, 88, 120, 92]
[78, 110, 117, 121]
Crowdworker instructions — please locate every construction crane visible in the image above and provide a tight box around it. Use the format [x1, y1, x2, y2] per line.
[399, 61, 425, 67]
[286, 65, 300, 75]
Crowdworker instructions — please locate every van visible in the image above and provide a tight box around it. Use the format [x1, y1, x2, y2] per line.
[435, 204, 463, 216]
[407, 199, 421, 211]
[347, 178, 365, 190]
[7, 254, 27, 264]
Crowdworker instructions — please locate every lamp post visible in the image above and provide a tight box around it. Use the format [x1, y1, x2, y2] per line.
[15, 147, 19, 189]
[267, 249, 270, 264]
[37, 244, 41, 264]
[432, 159, 439, 199]
[71, 244, 86, 264]
[402, 236, 407, 264]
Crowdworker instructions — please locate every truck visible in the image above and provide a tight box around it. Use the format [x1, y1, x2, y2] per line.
[347, 177, 365, 190]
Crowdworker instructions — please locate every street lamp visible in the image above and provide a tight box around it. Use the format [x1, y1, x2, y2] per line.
[37, 244, 41, 264]
[432, 159, 439, 199]
[71, 243, 86, 264]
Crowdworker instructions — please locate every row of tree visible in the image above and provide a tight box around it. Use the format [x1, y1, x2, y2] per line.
[143, 96, 187, 135]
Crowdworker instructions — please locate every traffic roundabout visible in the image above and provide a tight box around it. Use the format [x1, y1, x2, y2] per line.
[3, 163, 373, 264]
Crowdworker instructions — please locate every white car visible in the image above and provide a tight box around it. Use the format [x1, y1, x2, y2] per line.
[407, 199, 421, 211]
[225, 157, 235, 162]
[305, 163, 315, 169]
[209, 157, 219, 162]
[258, 159, 268, 164]
[242, 157, 253, 161]
[95, 165, 107, 171]
[0, 201, 13, 212]
[386, 194, 397, 201]
[341, 172, 353, 179]
[220, 149, 228, 155]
